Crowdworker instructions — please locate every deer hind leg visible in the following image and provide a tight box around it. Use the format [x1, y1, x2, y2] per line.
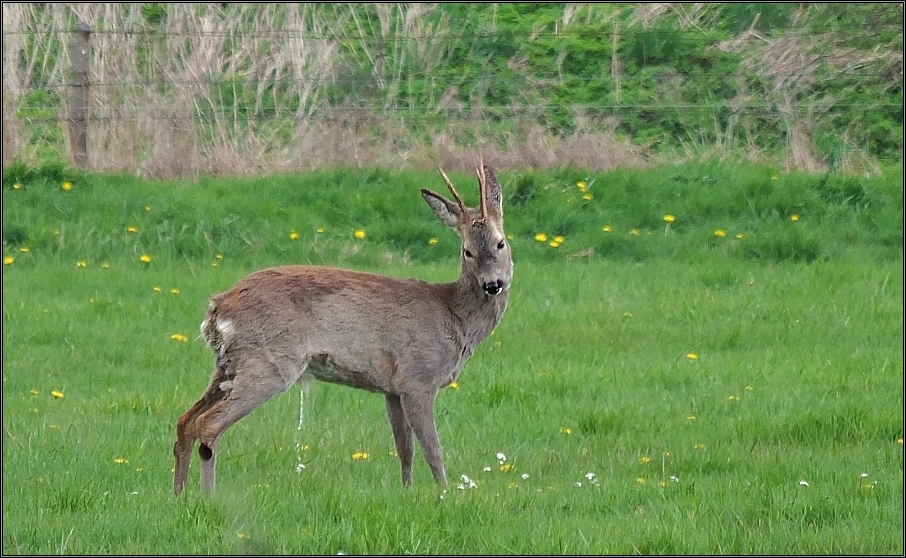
[193, 360, 289, 493]
[174, 392, 222, 495]
[400, 391, 447, 485]
[385, 394, 414, 486]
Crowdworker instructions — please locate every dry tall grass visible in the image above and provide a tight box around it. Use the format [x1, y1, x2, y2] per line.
[1, 3, 899, 177]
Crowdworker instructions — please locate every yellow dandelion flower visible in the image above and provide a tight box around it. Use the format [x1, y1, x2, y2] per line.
[429, 238, 439, 245]
[500, 463, 514, 472]
[686, 353, 699, 360]
[553, 236, 565, 243]
[13, 183, 21, 189]
[639, 456, 651, 465]
[745, 385, 754, 391]
[622, 311, 633, 318]
[897, 437, 903, 445]
[211, 261, 219, 267]
[736, 233, 745, 240]
[508, 482, 518, 489]
[30, 389, 39, 395]
[237, 533, 248, 539]
[136, 467, 143, 472]
[660, 481, 667, 488]
[582, 193, 593, 201]
[352, 452, 369, 461]
[61, 182, 72, 191]
[354, 230, 366, 239]
[549, 241, 561, 248]
[144, 205, 151, 212]
[51, 390, 64, 399]
[140, 254, 152, 263]
[215, 254, 224, 260]
[728, 395, 740, 401]
[560, 427, 572, 435]
[316, 227, 325, 233]
[577, 181, 587, 192]
[687, 415, 696, 421]
[602, 225, 612, 233]
[447, 381, 459, 390]
[714, 229, 726, 237]
[289, 230, 300, 240]
[20, 247, 29, 253]
[534, 233, 548, 242]
[663, 214, 676, 223]
[127, 226, 138, 233]
[3, 256, 13, 265]
[636, 477, 646, 485]
[790, 214, 800, 222]
[114, 457, 128, 464]
[771, 175, 779, 181]
[76, 260, 87, 268]
[153, 286, 162, 293]
[171, 334, 188, 342]
[102, 262, 110, 269]
[629, 229, 640, 237]
[170, 288, 180, 295]
[693, 443, 705, 450]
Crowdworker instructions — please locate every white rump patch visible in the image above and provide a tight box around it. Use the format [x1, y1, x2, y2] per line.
[216, 320, 234, 339]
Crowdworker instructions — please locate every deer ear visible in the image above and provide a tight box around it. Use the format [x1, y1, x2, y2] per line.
[422, 189, 461, 228]
[481, 166, 503, 219]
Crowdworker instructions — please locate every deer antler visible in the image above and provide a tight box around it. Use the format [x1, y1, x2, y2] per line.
[476, 152, 488, 221]
[437, 166, 469, 217]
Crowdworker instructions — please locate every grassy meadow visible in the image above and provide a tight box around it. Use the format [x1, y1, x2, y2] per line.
[2, 162, 903, 554]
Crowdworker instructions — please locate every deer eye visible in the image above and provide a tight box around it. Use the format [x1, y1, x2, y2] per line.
[497, 240, 506, 250]
[463, 248, 473, 259]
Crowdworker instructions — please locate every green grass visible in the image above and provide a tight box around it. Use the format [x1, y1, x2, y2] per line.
[2, 164, 903, 554]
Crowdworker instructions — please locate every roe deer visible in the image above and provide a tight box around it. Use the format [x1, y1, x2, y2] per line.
[173, 159, 512, 494]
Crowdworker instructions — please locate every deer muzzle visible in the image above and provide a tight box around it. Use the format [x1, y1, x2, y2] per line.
[483, 280, 505, 296]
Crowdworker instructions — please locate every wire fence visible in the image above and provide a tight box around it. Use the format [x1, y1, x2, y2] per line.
[3, 5, 902, 175]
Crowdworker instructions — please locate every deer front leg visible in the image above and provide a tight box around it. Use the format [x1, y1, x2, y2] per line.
[400, 391, 447, 485]
[385, 393, 414, 486]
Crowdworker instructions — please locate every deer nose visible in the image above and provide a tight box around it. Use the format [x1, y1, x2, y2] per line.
[484, 280, 504, 295]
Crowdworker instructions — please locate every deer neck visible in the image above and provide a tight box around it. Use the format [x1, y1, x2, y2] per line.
[445, 270, 509, 348]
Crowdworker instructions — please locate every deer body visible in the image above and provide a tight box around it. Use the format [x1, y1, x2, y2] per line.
[174, 162, 511, 494]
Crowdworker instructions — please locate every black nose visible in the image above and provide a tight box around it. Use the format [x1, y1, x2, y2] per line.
[484, 280, 503, 295]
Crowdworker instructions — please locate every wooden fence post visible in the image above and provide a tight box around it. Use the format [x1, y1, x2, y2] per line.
[69, 22, 91, 167]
